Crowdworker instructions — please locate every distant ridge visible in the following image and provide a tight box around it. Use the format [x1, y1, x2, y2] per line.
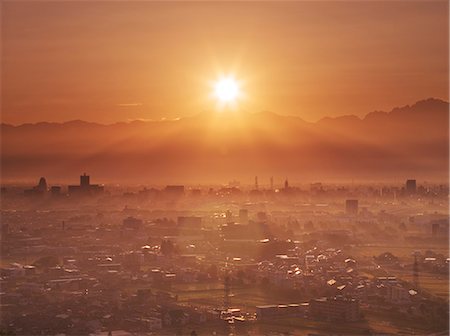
[1, 98, 448, 183]
[1, 97, 448, 128]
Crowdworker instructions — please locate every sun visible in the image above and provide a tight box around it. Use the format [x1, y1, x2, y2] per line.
[213, 76, 240, 104]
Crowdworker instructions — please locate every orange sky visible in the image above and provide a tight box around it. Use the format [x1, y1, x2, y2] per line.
[2, 1, 449, 125]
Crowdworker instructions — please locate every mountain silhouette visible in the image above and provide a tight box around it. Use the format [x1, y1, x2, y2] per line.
[1, 98, 448, 184]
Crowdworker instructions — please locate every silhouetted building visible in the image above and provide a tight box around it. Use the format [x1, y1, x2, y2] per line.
[164, 185, 185, 198]
[68, 173, 104, 195]
[309, 296, 360, 322]
[80, 173, 90, 188]
[24, 177, 48, 196]
[37, 177, 47, 192]
[50, 186, 62, 196]
[431, 219, 449, 238]
[345, 199, 359, 215]
[406, 179, 417, 194]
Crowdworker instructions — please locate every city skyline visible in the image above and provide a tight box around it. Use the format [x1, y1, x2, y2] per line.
[0, 1, 448, 335]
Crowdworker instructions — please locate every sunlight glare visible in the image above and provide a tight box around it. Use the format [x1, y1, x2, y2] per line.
[213, 77, 240, 104]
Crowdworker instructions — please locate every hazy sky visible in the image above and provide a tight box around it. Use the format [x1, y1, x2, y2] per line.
[2, 1, 449, 124]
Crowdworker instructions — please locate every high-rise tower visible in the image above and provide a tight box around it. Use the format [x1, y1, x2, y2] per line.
[37, 177, 47, 192]
[80, 173, 90, 188]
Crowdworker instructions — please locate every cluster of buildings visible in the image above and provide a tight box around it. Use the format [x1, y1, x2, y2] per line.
[0, 176, 448, 334]
[24, 173, 104, 197]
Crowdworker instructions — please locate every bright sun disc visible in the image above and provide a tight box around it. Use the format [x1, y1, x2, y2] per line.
[214, 77, 239, 103]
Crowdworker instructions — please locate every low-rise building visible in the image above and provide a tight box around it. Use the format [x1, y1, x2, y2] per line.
[309, 296, 360, 322]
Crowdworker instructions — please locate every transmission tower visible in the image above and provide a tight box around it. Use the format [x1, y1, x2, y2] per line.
[224, 268, 230, 310]
[413, 251, 420, 289]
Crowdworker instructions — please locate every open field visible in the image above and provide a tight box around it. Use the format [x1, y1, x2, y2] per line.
[364, 309, 447, 335]
[172, 283, 297, 312]
[252, 317, 372, 336]
[389, 269, 449, 300]
[161, 314, 443, 336]
[349, 243, 449, 259]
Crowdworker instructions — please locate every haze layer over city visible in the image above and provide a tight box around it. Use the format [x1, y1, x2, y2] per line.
[1, 1, 449, 336]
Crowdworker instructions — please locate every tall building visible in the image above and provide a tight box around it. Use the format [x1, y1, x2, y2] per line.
[164, 185, 185, 198]
[406, 179, 417, 194]
[24, 177, 48, 196]
[37, 177, 48, 192]
[345, 199, 359, 215]
[80, 173, 90, 188]
[68, 173, 104, 195]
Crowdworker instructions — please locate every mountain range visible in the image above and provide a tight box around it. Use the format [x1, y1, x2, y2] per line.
[1, 98, 448, 184]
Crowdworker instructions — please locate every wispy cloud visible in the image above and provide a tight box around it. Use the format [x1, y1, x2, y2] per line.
[126, 118, 154, 122]
[117, 103, 143, 107]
